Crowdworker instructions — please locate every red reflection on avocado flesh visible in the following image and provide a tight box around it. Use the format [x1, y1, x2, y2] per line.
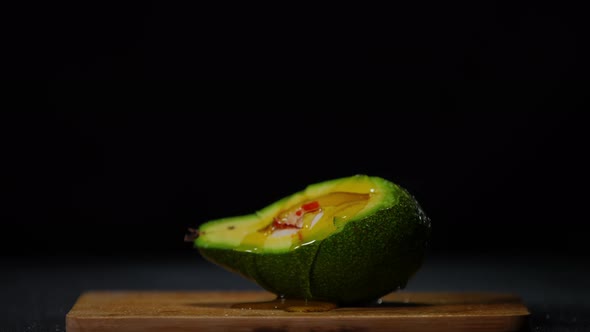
[265, 200, 322, 233]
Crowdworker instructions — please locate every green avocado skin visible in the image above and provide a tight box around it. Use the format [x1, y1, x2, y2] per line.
[197, 181, 431, 305]
[310, 192, 430, 304]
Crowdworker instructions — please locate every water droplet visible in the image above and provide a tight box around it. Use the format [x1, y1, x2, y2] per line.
[415, 203, 431, 228]
[376, 298, 383, 305]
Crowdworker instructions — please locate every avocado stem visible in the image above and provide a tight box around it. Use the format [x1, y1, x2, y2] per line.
[184, 228, 201, 242]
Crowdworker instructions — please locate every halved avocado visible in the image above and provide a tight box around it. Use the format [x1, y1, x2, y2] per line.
[191, 174, 431, 304]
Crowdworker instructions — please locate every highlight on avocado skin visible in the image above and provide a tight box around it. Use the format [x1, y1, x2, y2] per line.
[189, 174, 431, 305]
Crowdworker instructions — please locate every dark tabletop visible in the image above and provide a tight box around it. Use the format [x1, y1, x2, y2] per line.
[1, 250, 588, 332]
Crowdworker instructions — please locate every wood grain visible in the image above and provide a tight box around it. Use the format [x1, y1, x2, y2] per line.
[66, 291, 530, 332]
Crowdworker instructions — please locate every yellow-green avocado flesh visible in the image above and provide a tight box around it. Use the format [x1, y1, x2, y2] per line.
[193, 174, 431, 304]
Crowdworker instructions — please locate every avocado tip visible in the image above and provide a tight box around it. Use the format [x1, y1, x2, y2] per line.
[184, 227, 201, 242]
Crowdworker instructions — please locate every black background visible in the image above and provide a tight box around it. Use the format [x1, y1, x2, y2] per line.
[3, 105, 590, 332]
[3, 109, 589, 258]
[3, 0, 590, 330]
[5, 1, 590, 79]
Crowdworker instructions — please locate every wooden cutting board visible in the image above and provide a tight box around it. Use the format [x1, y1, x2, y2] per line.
[66, 290, 530, 332]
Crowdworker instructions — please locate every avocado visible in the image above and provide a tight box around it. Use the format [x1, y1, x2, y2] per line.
[190, 174, 431, 304]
